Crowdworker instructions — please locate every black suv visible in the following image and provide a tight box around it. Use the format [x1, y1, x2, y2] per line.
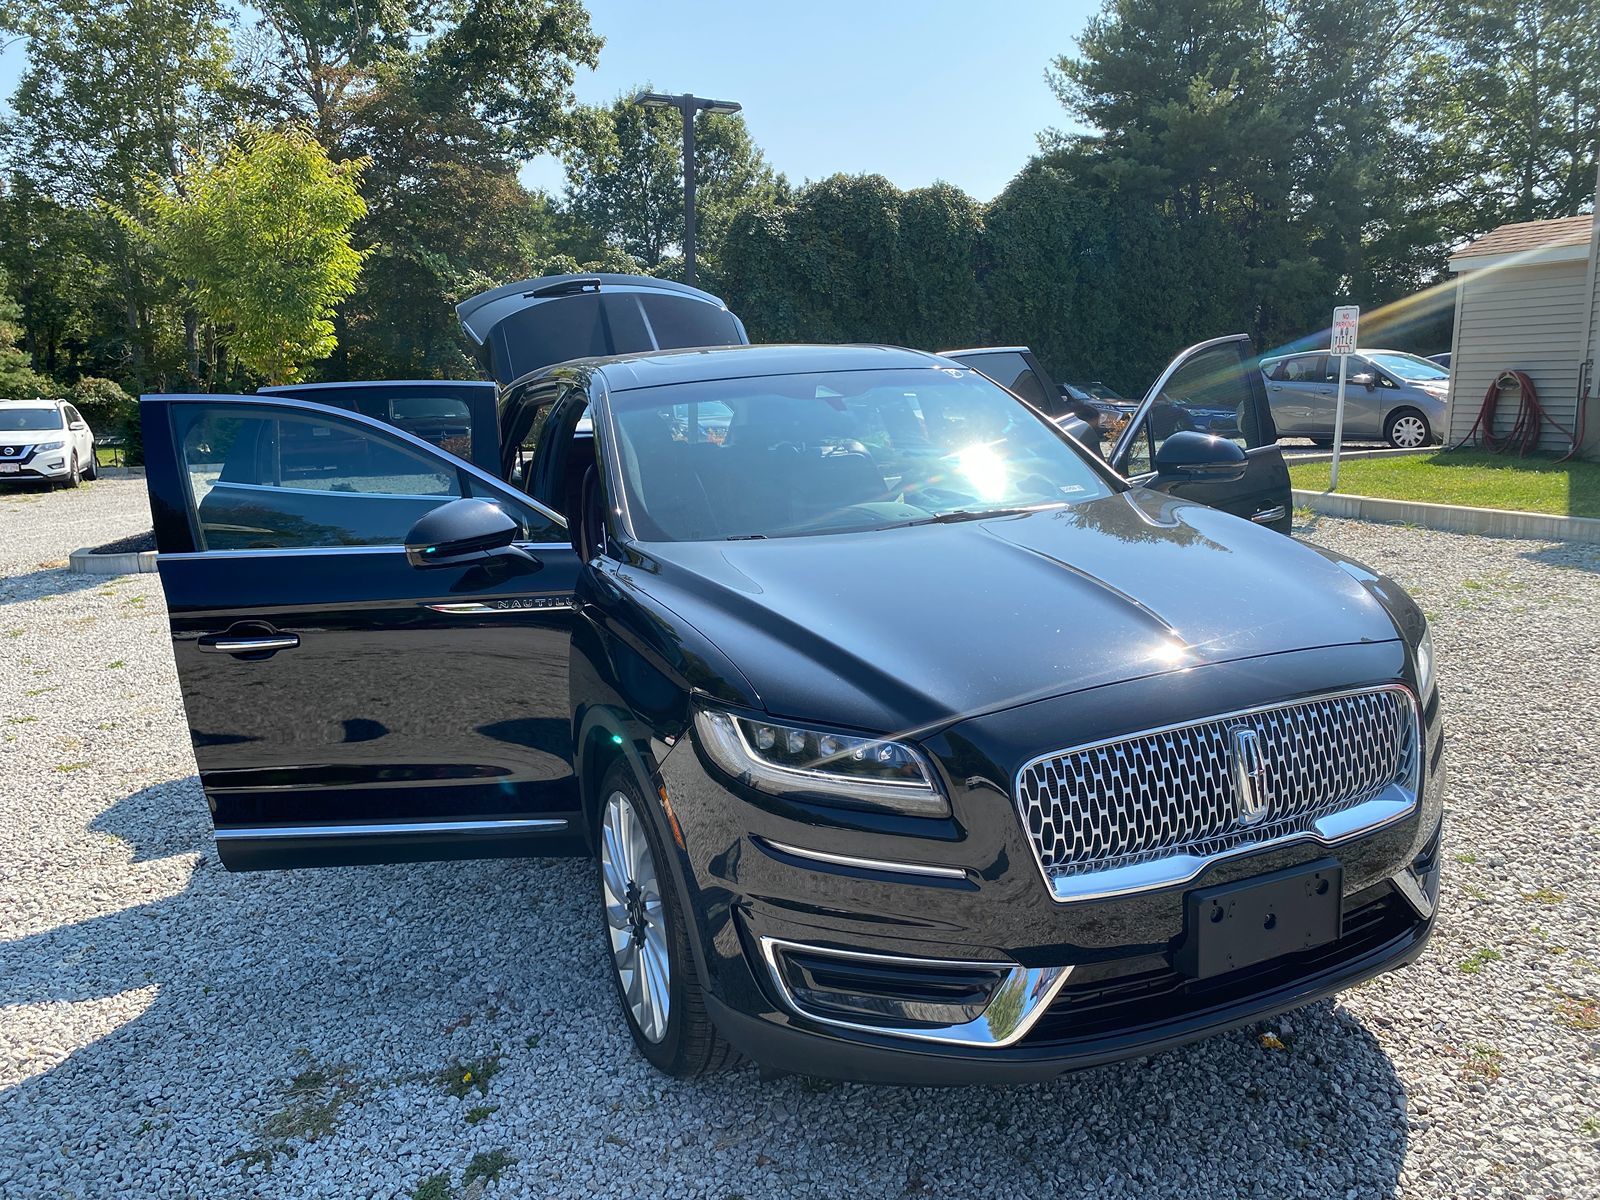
[139, 276, 1441, 1083]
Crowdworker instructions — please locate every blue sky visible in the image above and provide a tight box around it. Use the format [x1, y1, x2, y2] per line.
[0, 0, 1097, 201]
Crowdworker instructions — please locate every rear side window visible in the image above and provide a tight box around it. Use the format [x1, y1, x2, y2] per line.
[487, 291, 743, 382]
[175, 405, 462, 551]
[637, 294, 743, 351]
[953, 352, 1053, 410]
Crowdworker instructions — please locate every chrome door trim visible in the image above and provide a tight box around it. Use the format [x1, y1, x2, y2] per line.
[757, 837, 968, 881]
[214, 817, 570, 840]
[200, 635, 300, 654]
[1250, 504, 1288, 524]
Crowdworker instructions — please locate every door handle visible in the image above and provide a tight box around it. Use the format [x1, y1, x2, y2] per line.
[198, 633, 300, 656]
[1250, 505, 1288, 524]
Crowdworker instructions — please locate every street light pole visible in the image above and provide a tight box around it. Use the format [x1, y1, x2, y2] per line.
[633, 91, 742, 287]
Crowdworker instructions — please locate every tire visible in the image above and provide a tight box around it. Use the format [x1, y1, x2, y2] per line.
[1384, 409, 1431, 449]
[62, 452, 81, 489]
[83, 447, 98, 481]
[596, 762, 736, 1077]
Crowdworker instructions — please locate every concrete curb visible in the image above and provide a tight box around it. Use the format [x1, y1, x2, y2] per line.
[68, 546, 159, 574]
[94, 465, 146, 478]
[1285, 446, 1434, 465]
[1293, 489, 1600, 544]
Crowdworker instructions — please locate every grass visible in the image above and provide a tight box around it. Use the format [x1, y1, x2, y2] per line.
[1459, 947, 1504, 974]
[1288, 450, 1600, 517]
[1461, 1044, 1503, 1083]
[436, 1054, 502, 1099]
[462, 1149, 516, 1188]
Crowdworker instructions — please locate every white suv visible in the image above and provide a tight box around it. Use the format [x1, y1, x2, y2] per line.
[0, 399, 98, 487]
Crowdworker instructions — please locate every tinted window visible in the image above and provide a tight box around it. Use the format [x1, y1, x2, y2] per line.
[638, 294, 743, 352]
[610, 368, 1111, 542]
[955, 352, 1053, 409]
[0, 407, 64, 432]
[63, 405, 85, 426]
[486, 291, 739, 383]
[1123, 343, 1259, 475]
[385, 395, 474, 460]
[176, 405, 462, 551]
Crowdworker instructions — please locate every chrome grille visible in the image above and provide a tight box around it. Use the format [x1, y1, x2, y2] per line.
[1016, 687, 1419, 891]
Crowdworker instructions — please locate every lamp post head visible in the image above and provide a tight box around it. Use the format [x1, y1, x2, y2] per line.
[631, 91, 741, 116]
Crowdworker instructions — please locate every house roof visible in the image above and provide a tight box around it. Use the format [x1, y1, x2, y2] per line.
[1453, 214, 1594, 261]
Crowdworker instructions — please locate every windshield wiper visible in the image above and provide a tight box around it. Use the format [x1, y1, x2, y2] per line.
[724, 533, 768, 540]
[897, 506, 1041, 528]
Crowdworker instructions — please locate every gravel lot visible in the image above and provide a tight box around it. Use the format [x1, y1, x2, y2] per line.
[2, 477, 1597, 1199]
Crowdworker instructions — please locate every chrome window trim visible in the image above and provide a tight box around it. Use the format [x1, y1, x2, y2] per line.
[1014, 684, 1422, 904]
[157, 541, 573, 561]
[756, 837, 968, 882]
[214, 817, 569, 841]
[758, 936, 1073, 1048]
[204, 478, 460, 503]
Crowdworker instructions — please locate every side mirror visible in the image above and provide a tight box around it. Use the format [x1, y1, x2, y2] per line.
[1153, 431, 1247, 484]
[1350, 372, 1375, 390]
[405, 497, 527, 569]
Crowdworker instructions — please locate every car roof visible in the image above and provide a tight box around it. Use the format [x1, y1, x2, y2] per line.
[259, 380, 495, 398]
[585, 343, 951, 393]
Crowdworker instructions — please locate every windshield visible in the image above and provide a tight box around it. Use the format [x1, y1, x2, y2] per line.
[1367, 352, 1448, 383]
[608, 367, 1113, 541]
[0, 407, 64, 432]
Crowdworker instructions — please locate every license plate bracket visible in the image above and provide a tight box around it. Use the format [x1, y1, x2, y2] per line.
[1175, 859, 1343, 979]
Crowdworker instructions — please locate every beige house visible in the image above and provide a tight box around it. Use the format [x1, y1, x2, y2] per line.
[1444, 209, 1600, 458]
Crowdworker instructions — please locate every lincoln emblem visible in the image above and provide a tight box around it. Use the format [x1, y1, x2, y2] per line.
[1230, 726, 1269, 826]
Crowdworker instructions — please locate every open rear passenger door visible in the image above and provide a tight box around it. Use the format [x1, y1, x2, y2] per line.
[1108, 335, 1293, 534]
[142, 392, 586, 870]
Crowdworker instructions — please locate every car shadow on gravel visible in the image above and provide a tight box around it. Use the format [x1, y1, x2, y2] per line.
[0, 565, 118, 606]
[1, 779, 1412, 1198]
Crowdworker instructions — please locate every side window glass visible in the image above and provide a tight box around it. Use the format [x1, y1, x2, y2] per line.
[64, 405, 84, 426]
[387, 395, 474, 460]
[1123, 343, 1259, 474]
[509, 400, 558, 492]
[176, 405, 462, 551]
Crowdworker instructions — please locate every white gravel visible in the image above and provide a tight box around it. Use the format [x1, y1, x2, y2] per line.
[1, 478, 1597, 1199]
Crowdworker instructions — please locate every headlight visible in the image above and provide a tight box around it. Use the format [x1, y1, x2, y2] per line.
[693, 708, 948, 817]
[35, 440, 64, 451]
[1414, 623, 1435, 696]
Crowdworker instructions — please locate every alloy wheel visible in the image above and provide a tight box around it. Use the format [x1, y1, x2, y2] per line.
[600, 789, 671, 1043]
[1390, 415, 1428, 448]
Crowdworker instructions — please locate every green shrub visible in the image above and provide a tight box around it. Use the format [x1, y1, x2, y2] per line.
[68, 377, 142, 465]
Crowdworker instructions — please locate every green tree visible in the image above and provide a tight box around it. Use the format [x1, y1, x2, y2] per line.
[136, 128, 367, 384]
[0, 268, 60, 397]
[1406, 0, 1600, 237]
[561, 91, 784, 279]
[720, 174, 981, 350]
[245, 0, 602, 377]
[0, 0, 237, 391]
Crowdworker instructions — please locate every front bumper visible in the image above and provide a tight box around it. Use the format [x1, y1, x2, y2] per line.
[653, 643, 1445, 1084]
[0, 451, 71, 480]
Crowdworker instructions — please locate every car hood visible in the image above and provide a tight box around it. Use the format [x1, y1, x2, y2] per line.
[638, 489, 1404, 733]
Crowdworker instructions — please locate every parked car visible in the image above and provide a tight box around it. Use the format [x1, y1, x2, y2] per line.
[0, 398, 97, 487]
[138, 288, 1443, 1083]
[1260, 348, 1448, 448]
